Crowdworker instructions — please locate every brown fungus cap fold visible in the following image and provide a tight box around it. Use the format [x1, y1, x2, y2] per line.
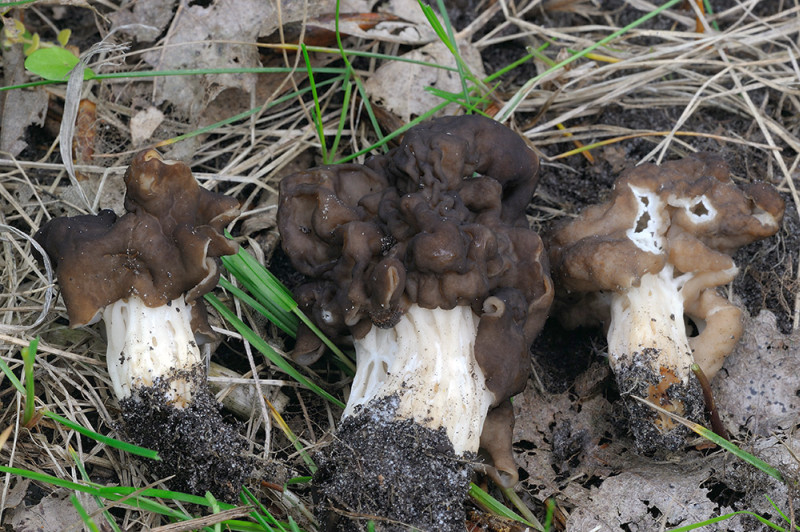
[35, 149, 240, 327]
[278, 115, 553, 404]
[548, 152, 784, 323]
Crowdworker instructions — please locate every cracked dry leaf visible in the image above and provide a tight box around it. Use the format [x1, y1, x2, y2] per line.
[141, 0, 263, 119]
[0, 44, 49, 157]
[513, 366, 625, 497]
[135, 0, 325, 120]
[566, 464, 717, 531]
[516, 325, 799, 532]
[365, 40, 485, 123]
[10, 491, 102, 532]
[109, 0, 179, 42]
[714, 310, 800, 436]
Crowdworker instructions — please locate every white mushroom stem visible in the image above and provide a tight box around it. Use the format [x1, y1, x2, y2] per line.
[607, 265, 695, 391]
[344, 304, 495, 456]
[104, 294, 202, 408]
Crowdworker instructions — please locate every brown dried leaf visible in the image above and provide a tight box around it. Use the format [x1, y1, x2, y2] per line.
[364, 40, 486, 123]
[9, 491, 102, 532]
[0, 44, 48, 157]
[714, 310, 800, 436]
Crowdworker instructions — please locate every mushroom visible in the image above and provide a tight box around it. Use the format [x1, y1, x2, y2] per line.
[547, 153, 784, 453]
[34, 149, 252, 501]
[278, 115, 553, 530]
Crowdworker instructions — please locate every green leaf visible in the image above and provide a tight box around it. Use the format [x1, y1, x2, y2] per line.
[21, 337, 37, 426]
[205, 293, 346, 409]
[43, 411, 160, 460]
[0, 355, 24, 395]
[57, 28, 71, 47]
[468, 483, 539, 529]
[24, 47, 95, 81]
[70, 494, 100, 532]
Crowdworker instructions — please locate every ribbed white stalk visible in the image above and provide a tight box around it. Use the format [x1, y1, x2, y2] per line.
[345, 304, 494, 455]
[104, 295, 201, 408]
[608, 266, 694, 387]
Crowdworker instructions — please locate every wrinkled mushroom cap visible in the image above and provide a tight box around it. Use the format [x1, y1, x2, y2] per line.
[35, 149, 240, 327]
[279, 115, 553, 403]
[549, 153, 784, 297]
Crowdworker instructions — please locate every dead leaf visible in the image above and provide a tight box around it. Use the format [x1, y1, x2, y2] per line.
[130, 106, 165, 146]
[287, 0, 437, 45]
[9, 490, 102, 532]
[73, 99, 96, 179]
[364, 40, 486, 122]
[133, 0, 330, 120]
[262, 12, 404, 47]
[713, 310, 800, 436]
[514, 324, 800, 532]
[3, 477, 30, 510]
[0, 44, 49, 157]
[109, 0, 179, 42]
[567, 459, 721, 530]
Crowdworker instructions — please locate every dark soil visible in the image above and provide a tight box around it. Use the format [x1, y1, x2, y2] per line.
[118, 365, 255, 503]
[612, 348, 704, 454]
[313, 395, 471, 532]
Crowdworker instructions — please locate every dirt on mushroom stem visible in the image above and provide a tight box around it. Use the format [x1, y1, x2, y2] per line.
[314, 395, 472, 532]
[118, 364, 254, 503]
[612, 348, 704, 454]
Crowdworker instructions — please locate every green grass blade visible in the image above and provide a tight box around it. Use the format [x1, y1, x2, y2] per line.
[329, 78, 353, 159]
[43, 411, 160, 460]
[291, 310, 355, 374]
[205, 293, 345, 409]
[221, 247, 298, 314]
[69, 447, 122, 532]
[631, 396, 784, 482]
[428, 0, 473, 105]
[95, 485, 220, 507]
[352, 75, 386, 151]
[70, 494, 101, 532]
[269, 404, 317, 474]
[765, 495, 798, 527]
[0, 0, 39, 7]
[0, 465, 109, 494]
[0, 356, 24, 395]
[468, 482, 539, 530]
[543, 498, 555, 532]
[21, 337, 38, 426]
[333, 0, 386, 153]
[301, 43, 329, 163]
[484, 44, 545, 83]
[219, 277, 297, 337]
[333, 99, 450, 164]
[204, 491, 222, 532]
[0, 465, 275, 529]
[668, 510, 791, 531]
[220, 244, 355, 373]
[241, 486, 287, 532]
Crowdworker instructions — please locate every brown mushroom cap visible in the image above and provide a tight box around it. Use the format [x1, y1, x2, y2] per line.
[278, 115, 553, 399]
[548, 152, 784, 325]
[34, 149, 240, 327]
